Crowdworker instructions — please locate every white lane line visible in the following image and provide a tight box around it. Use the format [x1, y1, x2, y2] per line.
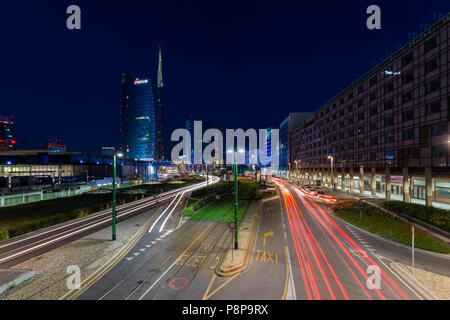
[139, 249, 146, 252]
[151, 241, 156, 244]
[133, 252, 140, 256]
[284, 232, 287, 240]
[155, 238, 161, 241]
[159, 192, 185, 233]
[285, 246, 297, 300]
[126, 257, 133, 261]
[148, 194, 180, 233]
[145, 245, 151, 248]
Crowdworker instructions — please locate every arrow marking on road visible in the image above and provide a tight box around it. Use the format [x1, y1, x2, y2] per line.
[263, 230, 274, 247]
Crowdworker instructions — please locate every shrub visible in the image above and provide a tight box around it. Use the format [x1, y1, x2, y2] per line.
[382, 201, 450, 232]
[0, 228, 9, 241]
[182, 207, 194, 217]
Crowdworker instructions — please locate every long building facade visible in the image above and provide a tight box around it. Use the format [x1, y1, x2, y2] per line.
[289, 15, 450, 206]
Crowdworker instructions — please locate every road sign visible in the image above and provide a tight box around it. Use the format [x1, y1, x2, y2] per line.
[228, 221, 236, 230]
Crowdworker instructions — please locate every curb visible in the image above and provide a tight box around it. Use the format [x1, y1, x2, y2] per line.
[215, 199, 265, 277]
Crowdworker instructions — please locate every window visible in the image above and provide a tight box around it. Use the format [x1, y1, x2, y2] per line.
[432, 122, 447, 137]
[358, 99, 364, 107]
[401, 52, 413, 66]
[358, 112, 365, 121]
[359, 154, 365, 161]
[402, 71, 413, 85]
[358, 85, 364, 94]
[370, 136, 378, 145]
[384, 99, 394, 111]
[385, 133, 394, 143]
[369, 122, 377, 130]
[425, 57, 440, 73]
[385, 151, 394, 160]
[339, 98, 344, 105]
[348, 104, 354, 112]
[408, 148, 419, 159]
[348, 92, 354, 100]
[426, 101, 441, 115]
[403, 128, 414, 140]
[369, 76, 378, 87]
[370, 152, 378, 160]
[348, 117, 354, 125]
[369, 91, 377, 101]
[432, 144, 447, 157]
[403, 109, 414, 121]
[348, 128, 354, 137]
[358, 141, 365, 148]
[358, 126, 365, 134]
[424, 35, 439, 53]
[425, 79, 440, 94]
[384, 82, 393, 94]
[385, 116, 394, 127]
[370, 107, 377, 117]
[402, 91, 413, 103]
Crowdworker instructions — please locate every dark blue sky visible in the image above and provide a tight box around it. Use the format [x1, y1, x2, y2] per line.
[1, 1, 448, 155]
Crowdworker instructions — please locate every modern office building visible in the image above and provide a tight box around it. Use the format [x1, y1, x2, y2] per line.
[0, 116, 15, 151]
[43, 140, 66, 153]
[0, 150, 152, 190]
[278, 112, 314, 177]
[120, 73, 157, 161]
[290, 15, 450, 206]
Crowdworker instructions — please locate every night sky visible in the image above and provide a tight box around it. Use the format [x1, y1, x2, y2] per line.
[1, 1, 448, 156]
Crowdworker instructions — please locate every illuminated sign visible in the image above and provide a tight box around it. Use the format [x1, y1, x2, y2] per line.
[134, 79, 149, 85]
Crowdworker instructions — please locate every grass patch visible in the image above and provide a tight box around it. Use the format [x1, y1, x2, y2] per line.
[333, 201, 450, 254]
[382, 200, 450, 233]
[186, 180, 257, 223]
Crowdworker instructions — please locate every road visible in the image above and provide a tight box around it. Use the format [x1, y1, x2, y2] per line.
[203, 179, 450, 300]
[0, 179, 213, 268]
[18, 175, 447, 300]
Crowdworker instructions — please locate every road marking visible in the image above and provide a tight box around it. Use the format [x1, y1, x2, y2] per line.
[136, 224, 212, 300]
[284, 246, 297, 300]
[126, 257, 133, 261]
[133, 252, 140, 256]
[145, 245, 151, 248]
[263, 230, 274, 247]
[284, 232, 287, 240]
[148, 194, 180, 233]
[159, 192, 185, 232]
[202, 273, 239, 300]
[151, 241, 156, 244]
[139, 248, 146, 252]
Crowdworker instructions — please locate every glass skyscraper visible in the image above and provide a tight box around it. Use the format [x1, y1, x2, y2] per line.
[0, 115, 15, 151]
[120, 74, 157, 161]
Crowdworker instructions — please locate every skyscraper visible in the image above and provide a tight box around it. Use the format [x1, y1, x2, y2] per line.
[154, 45, 165, 160]
[120, 73, 157, 161]
[0, 115, 15, 151]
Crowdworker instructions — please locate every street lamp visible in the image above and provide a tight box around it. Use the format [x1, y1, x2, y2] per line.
[294, 160, 299, 186]
[228, 148, 244, 249]
[112, 151, 123, 241]
[328, 155, 334, 190]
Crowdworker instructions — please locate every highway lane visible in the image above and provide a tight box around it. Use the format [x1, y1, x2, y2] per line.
[0, 179, 215, 268]
[77, 207, 229, 300]
[276, 179, 427, 300]
[202, 196, 292, 300]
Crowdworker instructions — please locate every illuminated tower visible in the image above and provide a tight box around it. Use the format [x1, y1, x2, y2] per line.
[155, 45, 165, 161]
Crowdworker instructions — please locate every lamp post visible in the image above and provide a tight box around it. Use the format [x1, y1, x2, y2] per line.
[294, 160, 299, 186]
[328, 155, 334, 190]
[112, 151, 124, 241]
[228, 148, 244, 249]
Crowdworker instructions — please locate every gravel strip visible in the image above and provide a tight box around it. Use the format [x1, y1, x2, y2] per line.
[0, 206, 162, 300]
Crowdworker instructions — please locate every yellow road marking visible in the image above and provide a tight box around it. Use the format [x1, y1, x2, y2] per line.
[202, 273, 239, 300]
[263, 230, 274, 247]
[281, 246, 289, 300]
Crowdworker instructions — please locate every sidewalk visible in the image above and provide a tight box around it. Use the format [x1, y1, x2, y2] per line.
[0, 205, 162, 300]
[216, 199, 264, 276]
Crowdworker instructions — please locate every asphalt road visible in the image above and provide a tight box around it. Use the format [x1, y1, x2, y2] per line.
[203, 179, 450, 300]
[78, 194, 230, 300]
[0, 179, 212, 268]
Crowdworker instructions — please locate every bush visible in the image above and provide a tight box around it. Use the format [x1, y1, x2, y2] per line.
[0, 228, 8, 241]
[382, 201, 450, 232]
[182, 207, 194, 217]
